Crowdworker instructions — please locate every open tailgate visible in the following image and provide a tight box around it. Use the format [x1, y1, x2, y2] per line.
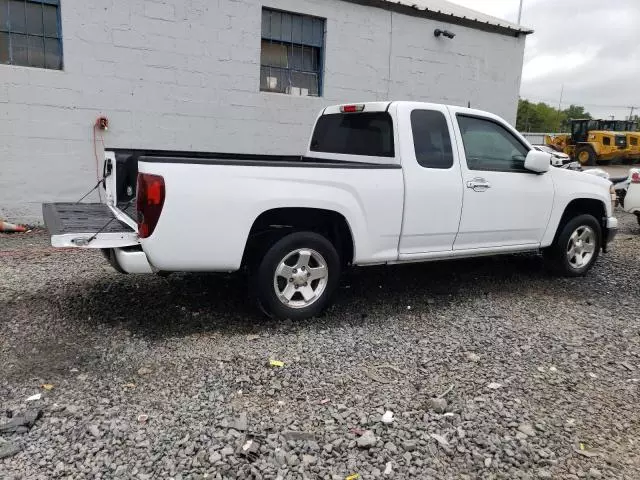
[43, 203, 139, 248]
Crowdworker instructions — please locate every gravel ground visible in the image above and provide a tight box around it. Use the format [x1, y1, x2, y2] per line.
[1, 211, 640, 480]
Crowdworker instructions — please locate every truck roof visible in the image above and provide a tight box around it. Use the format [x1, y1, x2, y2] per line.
[310, 101, 525, 165]
[321, 101, 494, 118]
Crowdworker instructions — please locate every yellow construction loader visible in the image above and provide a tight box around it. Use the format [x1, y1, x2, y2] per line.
[599, 120, 640, 163]
[545, 119, 627, 166]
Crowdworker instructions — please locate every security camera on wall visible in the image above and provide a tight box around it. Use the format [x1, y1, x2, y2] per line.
[434, 29, 456, 39]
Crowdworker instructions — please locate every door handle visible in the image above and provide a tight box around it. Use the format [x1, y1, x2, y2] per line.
[466, 178, 491, 191]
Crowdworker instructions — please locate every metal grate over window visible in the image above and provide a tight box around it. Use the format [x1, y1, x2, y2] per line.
[0, 0, 62, 69]
[260, 8, 325, 97]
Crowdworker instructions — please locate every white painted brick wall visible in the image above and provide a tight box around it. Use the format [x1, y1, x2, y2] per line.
[0, 0, 525, 223]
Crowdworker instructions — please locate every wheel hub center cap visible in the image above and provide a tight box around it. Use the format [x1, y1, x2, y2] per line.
[292, 271, 307, 286]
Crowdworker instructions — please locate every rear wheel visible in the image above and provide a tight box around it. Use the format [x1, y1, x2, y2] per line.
[544, 214, 601, 276]
[253, 232, 341, 320]
[576, 146, 596, 166]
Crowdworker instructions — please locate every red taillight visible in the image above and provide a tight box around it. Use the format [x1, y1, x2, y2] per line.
[340, 104, 365, 113]
[632, 172, 640, 184]
[136, 173, 165, 239]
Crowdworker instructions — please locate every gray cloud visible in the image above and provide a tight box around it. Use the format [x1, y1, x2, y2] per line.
[451, 0, 640, 119]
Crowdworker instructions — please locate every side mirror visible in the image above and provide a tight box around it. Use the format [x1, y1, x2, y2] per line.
[524, 149, 551, 173]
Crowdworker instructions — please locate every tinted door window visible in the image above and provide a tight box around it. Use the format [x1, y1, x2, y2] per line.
[310, 112, 394, 157]
[457, 116, 529, 172]
[411, 110, 453, 169]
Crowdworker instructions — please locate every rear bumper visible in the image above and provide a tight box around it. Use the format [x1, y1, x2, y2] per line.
[603, 216, 618, 252]
[104, 247, 153, 274]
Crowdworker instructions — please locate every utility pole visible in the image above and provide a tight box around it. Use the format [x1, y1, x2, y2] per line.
[629, 106, 635, 121]
[555, 84, 564, 131]
[517, 0, 524, 24]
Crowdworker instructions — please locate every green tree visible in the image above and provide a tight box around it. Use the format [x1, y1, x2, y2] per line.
[563, 104, 591, 120]
[516, 99, 591, 133]
[516, 99, 542, 132]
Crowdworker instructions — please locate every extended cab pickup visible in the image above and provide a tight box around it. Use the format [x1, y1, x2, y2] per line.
[43, 102, 618, 319]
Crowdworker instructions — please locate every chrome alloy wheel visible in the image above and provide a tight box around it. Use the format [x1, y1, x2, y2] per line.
[273, 248, 329, 309]
[566, 225, 596, 269]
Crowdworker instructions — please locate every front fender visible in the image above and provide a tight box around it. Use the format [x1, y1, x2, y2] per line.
[541, 169, 612, 247]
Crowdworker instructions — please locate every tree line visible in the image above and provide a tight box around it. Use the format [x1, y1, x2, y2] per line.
[517, 99, 591, 133]
[516, 98, 639, 133]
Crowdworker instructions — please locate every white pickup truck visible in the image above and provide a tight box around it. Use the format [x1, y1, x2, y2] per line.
[43, 101, 618, 319]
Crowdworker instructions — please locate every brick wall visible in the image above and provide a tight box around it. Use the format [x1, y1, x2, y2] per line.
[0, 0, 526, 223]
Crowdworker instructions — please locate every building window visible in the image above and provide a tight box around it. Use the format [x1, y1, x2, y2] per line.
[260, 8, 324, 97]
[0, 0, 62, 69]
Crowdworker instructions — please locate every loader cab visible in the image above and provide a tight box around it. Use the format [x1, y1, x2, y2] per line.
[570, 119, 597, 144]
[597, 120, 637, 133]
[616, 121, 637, 132]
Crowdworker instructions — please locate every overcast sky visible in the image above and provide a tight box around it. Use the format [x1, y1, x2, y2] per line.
[449, 0, 640, 120]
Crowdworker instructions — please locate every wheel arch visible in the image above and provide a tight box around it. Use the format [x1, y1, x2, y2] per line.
[242, 207, 355, 267]
[551, 198, 606, 245]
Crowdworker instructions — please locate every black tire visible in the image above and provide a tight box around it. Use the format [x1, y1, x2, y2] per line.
[253, 231, 341, 320]
[636, 214, 640, 227]
[544, 214, 601, 276]
[617, 190, 626, 209]
[576, 146, 596, 166]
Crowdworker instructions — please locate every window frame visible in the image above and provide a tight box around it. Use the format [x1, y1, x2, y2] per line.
[260, 7, 325, 97]
[456, 113, 534, 174]
[410, 109, 455, 170]
[0, 0, 63, 70]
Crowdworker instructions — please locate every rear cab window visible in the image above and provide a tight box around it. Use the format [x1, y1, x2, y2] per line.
[310, 112, 395, 157]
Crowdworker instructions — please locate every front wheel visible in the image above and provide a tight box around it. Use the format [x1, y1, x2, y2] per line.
[253, 232, 341, 320]
[576, 146, 596, 166]
[544, 214, 601, 276]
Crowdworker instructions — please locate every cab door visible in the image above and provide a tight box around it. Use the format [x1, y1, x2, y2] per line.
[450, 108, 554, 250]
[396, 102, 463, 256]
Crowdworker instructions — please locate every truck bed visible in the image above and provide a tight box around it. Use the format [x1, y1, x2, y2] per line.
[108, 149, 303, 206]
[108, 149, 398, 206]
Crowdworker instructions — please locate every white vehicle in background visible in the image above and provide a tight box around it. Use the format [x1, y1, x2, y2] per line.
[43, 102, 618, 320]
[532, 144, 572, 167]
[613, 169, 640, 225]
[581, 167, 640, 224]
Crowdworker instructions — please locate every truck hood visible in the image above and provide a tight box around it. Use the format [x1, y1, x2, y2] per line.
[549, 166, 611, 189]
